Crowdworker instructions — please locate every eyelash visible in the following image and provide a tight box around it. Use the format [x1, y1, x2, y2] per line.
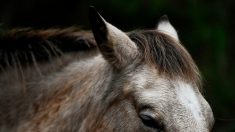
[139, 113, 164, 131]
[138, 107, 164, 131]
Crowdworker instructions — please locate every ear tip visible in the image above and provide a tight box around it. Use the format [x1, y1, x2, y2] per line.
[159, 15, 169, 23]
[88, 6, 97, 17]
[88, 6, 96, 12]
[88, 6, 103, 25]
[89, 5, 95, 9]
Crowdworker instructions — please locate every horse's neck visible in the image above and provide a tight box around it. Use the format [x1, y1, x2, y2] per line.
[0, 52, 113, 131]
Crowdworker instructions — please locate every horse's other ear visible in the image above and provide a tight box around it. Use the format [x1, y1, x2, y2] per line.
[89, 6, 138, 69]
[156, 15, 179, 41]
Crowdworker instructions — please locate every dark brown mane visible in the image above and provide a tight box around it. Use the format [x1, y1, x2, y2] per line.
[129, 30, 201, 86]
[0, 28, 96, 70]
[0, 27, 200, 85]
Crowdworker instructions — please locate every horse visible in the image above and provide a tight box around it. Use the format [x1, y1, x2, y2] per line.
[0, 7, 214, 132]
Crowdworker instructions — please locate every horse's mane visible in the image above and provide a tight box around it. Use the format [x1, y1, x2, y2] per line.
[0, 27, 96, 70]
[129, 30, 201, 86]
[0, 28, 201, 86]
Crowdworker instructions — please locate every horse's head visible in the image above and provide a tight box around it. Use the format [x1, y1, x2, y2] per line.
[89, 7, 214, 132]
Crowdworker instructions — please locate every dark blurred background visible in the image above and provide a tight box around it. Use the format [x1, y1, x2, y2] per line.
[0, 0, 234, 131]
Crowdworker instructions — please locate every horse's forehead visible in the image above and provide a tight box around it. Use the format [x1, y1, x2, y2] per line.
[125, 66, 209, 125]
[174, 81, 203, 122]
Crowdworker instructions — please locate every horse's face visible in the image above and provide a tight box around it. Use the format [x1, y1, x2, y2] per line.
[119, 64, 214, 132]
[89, 7, 214, 131]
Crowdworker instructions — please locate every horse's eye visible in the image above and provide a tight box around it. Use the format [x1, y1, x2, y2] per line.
[139, 112, 164, 131]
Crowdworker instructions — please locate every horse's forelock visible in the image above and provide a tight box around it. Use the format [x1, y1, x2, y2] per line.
[129, 30, 201, 87]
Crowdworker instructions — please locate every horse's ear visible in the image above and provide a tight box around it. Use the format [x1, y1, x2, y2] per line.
[156, 15, 179, 41]
[89, 6, 138, 69]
